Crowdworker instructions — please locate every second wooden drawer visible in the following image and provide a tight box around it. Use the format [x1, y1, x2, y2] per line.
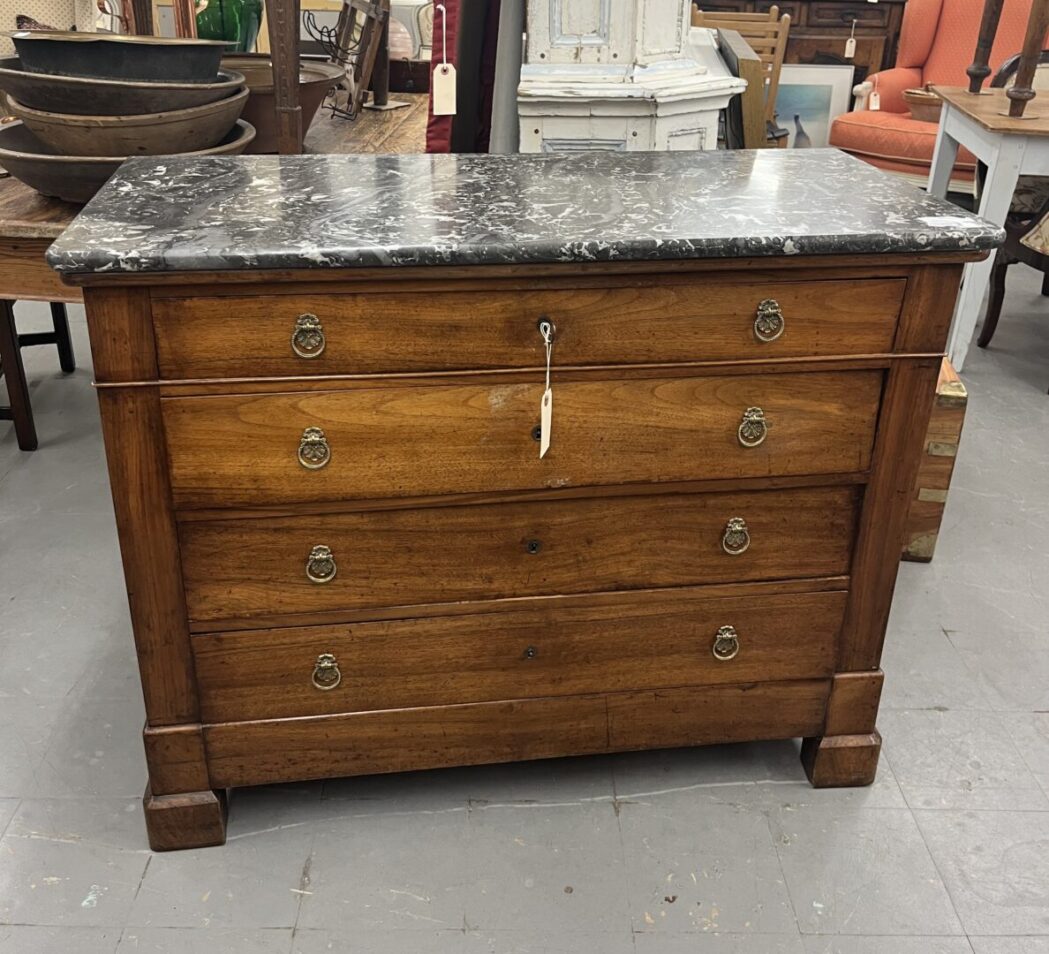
[192, 587, 846, 721]
[180, 485, 859, 627]
[163, 369, 883, 509]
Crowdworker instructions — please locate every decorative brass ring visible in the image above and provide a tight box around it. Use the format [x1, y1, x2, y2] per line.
[306, 545, 337, 584]
[737, 407, 768, 448]
[312, 652, 342, 690]
[298, 426, 331, 470]
[721, 517, 751, 556]
[712, 625, 740, 661]
[291, 313, 326, 359]
[754, 299, 785, 343]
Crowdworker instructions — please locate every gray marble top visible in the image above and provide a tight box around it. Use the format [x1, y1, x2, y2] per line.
[46, 149, 1002, 275]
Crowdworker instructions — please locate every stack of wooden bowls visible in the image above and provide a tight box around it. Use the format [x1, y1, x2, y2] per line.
[0, 31, 257, 203]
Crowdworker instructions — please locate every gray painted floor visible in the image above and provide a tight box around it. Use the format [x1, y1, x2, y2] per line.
[0, 265, 1047, 954]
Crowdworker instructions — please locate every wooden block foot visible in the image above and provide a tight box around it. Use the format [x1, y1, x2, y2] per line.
[801, 731, 882, 788]
[143, 785, 227, 851]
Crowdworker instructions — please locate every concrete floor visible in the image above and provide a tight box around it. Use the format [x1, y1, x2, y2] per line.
[0, 265, 1047, 954]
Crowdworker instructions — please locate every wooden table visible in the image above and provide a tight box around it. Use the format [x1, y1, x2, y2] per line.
[0, 177, 82, 450]
[928, 85, 1049, 371]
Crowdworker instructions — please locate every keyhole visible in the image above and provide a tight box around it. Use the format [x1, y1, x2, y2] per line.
[523, 646, 537, 659]
[532, 424, 542, 442]
[526, 539, 542, 555]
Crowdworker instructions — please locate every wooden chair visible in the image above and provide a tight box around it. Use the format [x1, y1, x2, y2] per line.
[692, 4, 790, 132]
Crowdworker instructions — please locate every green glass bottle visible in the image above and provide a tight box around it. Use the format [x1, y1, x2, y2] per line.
[196, 0, 262, 53]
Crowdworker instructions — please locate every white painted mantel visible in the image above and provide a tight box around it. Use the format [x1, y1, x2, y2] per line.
[518, 0, 745, 152]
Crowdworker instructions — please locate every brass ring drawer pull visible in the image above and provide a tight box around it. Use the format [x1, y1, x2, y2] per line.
[291, 313, 326, 359]
[306, 545, 337, 583]
[298, 427, 331, 470]
[737, 407, 768, 448]
[312, 652, 342, 690]
[754, 299, 784, 342]
[721, 517, 751, 555]
[712, 625, 740, 661]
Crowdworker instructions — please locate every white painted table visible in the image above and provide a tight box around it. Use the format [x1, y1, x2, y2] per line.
[928, 85, 1049, 371]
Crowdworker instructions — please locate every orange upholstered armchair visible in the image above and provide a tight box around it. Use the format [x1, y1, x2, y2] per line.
[829, 0, 1036, 191]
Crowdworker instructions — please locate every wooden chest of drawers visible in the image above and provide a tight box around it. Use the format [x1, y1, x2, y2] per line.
[49, 150, 998, 850]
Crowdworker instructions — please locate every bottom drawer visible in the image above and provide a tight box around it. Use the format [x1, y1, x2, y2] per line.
[193, 587, 846, 722]
[203, 679, 832, 788]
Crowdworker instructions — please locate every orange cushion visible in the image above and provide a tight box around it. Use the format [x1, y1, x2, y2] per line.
[829, 109, 977, 172]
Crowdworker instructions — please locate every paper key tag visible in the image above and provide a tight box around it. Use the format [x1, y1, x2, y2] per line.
[869, 90, 881, 110]
[539, 388, 552, 459]
[844, 36, 856, 58]
[433, 64, 457, 116]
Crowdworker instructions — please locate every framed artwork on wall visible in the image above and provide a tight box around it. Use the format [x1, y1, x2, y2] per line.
[776, 64, 854, 149]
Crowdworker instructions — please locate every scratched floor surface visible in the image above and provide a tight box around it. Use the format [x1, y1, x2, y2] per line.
[1, 265, 1048, 954]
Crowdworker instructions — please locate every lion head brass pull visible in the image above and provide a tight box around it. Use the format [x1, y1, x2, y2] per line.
[712, 625, 740, 661]
[306, 545, 337, 584]
[722, 517, 751, 555]
[298, 427, 330, 470]
[737, 407, 768, 448]
[291, 313, 325, 359]
[754, 299, 785, 343]
[311, 653, 341, 690]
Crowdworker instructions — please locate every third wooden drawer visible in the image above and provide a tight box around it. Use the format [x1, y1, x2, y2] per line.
[192, 587, 846, 721]
[180, 485, 860, 628]
[162, 369, 883, 509]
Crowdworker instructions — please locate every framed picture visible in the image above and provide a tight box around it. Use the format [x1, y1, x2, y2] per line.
[776, 64, 855, 149]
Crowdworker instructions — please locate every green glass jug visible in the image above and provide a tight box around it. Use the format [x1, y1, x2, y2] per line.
[196, 0, 262, 53]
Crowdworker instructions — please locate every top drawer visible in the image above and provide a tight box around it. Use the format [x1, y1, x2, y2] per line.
[151, 277, 906, 379]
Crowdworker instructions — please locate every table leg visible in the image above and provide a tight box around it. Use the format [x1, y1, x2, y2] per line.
[928, 109, 960, 198]
[51, 303, 75, 374]
[0, 299, 38, 451]
[266, 0, 303, 154]
[947, 137, 1026, 370]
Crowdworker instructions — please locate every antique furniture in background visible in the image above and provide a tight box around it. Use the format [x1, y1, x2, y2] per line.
[48, 149, 998, 851]
[968, 0, 1049, 115]
[694, 0, 906, 82]
[693, 5, 790, 138]
[517, 0, 744, 152]
[0, 177, 81, 451]
[928, 84, 1049, 368]
[829, 0, 1035, 191]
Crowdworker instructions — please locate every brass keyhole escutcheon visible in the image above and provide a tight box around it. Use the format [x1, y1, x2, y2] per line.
[291, 313, 326, 359]
[312, 652, 342, 690]
[712, 625, 740, 661]
[306, 545, 337, 584]
[754, 299, 785, 343]
[298, 427, 331, 470]
[737, 407, 768, 448]
[721, 517, 751, 556]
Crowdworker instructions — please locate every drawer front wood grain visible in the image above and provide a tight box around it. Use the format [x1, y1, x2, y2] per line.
[181, 486, 859, 626]
[806, 1, 890, 26]
[203, 679, 831, 788]
[193, 588, 845, 721]
[151, 278, 905, 378]
[163, 370, 883, 509]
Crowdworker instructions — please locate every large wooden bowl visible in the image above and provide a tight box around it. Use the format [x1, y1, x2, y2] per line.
[222, 55, 344, 153]
[8, 87, 248, 157]
[0, 120, 256, 204]
[0, 57, 245, 116]
[3, 30, 227, 84]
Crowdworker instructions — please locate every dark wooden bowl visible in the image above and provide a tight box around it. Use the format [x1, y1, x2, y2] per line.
[3, 30, 227, 84]
[0, 120, 256, 204]
[0, 57, 245, 115]
[222, 55, 344, 153]
[9, 87, 248, 157]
